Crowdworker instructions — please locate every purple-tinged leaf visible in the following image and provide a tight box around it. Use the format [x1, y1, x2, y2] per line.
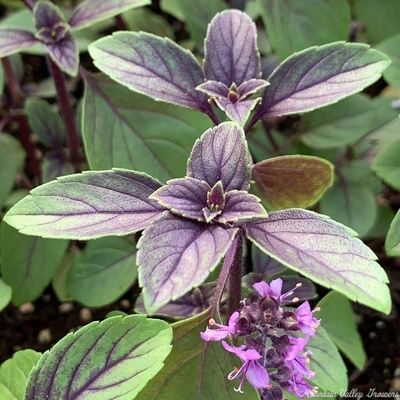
[203, 10, 261, 86]
[42, 149, 74, 183]
[219, 191, 267, 223]
[196, 80, 229, 98]
[252, 245, 286, 276]
[33, 0, 65, 30]
[135, 283, 217, 319]
[187, 122, 251, 191]
[151, 177, 209, 221]
[4, 169, 163, 240]
[254, 42, 390, 119]
[0, 29, 37, 58]
[69, 0, 151, 30]
[252, 155, 334, 210]
[138, 213, 238, 313]
[246, 209, 391, 314]
[88, 32, 213, 115]
[237, 79, 269, 98]
[25, 315, 172, 400]
[215, 97, 260, 126]
[35, 22, 69, 44]
[46, 35, 79, 76]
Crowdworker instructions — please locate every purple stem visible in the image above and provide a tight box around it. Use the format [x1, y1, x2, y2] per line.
[21, 0, 34, 10]
[227, 232, 243, 318]
[114, 15, 127, 30]
[47, 56, 81, 171]
[2, 57, 42, 184]
[262, 118, 282, 155]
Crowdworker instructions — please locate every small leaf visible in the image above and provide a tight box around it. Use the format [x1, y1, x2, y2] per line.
[299, 94, 375, 149]
[88, 32, 212, 114]
[376, 33, 400, 89]
[0, 29, 37, 57]
[203, 10, 261, 86]
[33, 0, 65, 29]
[385, 209, 400, 256]
[138, 213, 238, 313]
[25, 97, 65, 148]
[257, 0, 350, 60]
[69, 0, 150, 30]
[25, 315, 172, 400]
[255, 42, 390, 119]
[41, 149, 74, 183]
[252, 245, 286, 276]
[0, 278, 12, 312]
[215, 97, 260, 126]
[187, 122, 251, 192]
[372, 138, 400, 191]
[0, 350, 41, 400]
[160, 0, 227, 50]
[320, 163, 379, 237]
[135, 310, 259, 399]
[82, 72, 211, 181]
[135, 283, 216, 319]
[221, 190, 267, 223]
[317, 291, 366, 370]
[46, 35, 79, 76]
[4, 169, 163, 240]
[252, 155, 334, 210]
[66, 236, 137, 307]
[307, 325, 348, 393]
[0, 133, 21, 209]
[152, 177, 209, 221]
[0, 222, 68, 306]
[246, 209, 391, 314]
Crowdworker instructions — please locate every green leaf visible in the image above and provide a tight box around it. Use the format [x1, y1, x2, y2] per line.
[0, 278, 12, 312]
[0, 134, 20, 209]
[160, 0, 227, 50]
[66, 236, 137, 307]
[52, 249, 77, 302]
[372, 138, 400, 191]
[376, 33, 400, 89]
[25, 97, 66, 147]
[25, 315, 172, 400]
[136, 310, 259, 399]
[0, 62, 4, 96]
[299, 94, 375, 149]
[354, 0, 400, 43]
[0, 349, 41, 400]
[0, 222, 68, 305]
[308, 325, 348, 394]
[252, 155, 333, 210]
[122, 8, 174, 39]
[82, 73, 211, 181]
[257, 0, 350, 60]
[385, 209, 400, 256]
[320, 161, 380, 237]
[317, 291, 366, 370]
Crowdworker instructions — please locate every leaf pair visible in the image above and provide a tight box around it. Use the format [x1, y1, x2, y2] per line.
[89, 9, 390, 128]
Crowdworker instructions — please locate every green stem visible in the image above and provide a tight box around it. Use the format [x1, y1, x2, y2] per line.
[47, 56, 81, 171]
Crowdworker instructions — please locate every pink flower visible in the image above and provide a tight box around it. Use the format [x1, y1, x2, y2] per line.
[295, 302, 320, 336]
[200, 311, 239, 341]
[253, 278, 301, 305]
[222, 341, 270, 392]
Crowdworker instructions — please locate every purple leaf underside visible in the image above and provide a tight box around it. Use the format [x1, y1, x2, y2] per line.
[151, 177, 210, 221]
[203, 9, 261, 86]
[196, 81, 229, 98]
[88, 32, 212, 113]
[34, 0, 66, 29]
[0, 29, 37, 57]
[187, 122, 251, 192]
[46, 36, 79, 76]
[246, 209, 391, 314]
[138, 213, 238, 313]
[215, 97, 260, 125]
[69, 0, 151, 30]
[4, 169, 163, 240]
[257, 42, 391, 118]
[220, 191, 267, 223]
